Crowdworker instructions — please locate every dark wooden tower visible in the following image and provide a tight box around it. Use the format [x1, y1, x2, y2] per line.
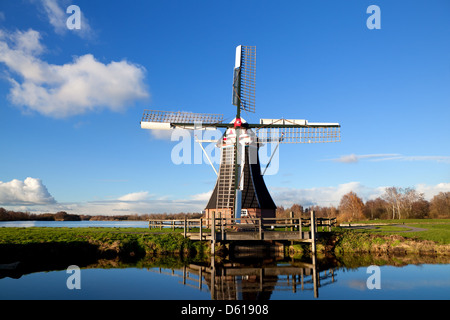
[204, 123, 276, 223]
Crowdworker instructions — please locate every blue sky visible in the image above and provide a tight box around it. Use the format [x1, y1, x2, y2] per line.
[0, 0, 449, 215]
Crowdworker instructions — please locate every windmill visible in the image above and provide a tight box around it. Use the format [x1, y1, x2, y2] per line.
[140, 45, 340, 224]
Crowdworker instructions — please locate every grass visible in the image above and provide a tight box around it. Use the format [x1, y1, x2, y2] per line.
[346, 218, 450, 225]
[2, 219, 449, 260]
[345, 220, 450, 244]
[0, 227, 138, 244]
[391, 224, 450, 244]
[0, 227, 209, 258]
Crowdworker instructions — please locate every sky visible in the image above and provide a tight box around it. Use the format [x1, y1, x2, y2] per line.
[0, 0, 449, 215]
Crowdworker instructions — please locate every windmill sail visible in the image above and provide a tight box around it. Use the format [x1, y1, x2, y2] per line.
[232, 45, 256, 113]
[256, 118, 340, 143]
[140, 110, 224, 130]
[256, 126, 341, 143]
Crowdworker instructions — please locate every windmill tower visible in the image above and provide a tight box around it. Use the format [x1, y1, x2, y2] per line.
[140, 45, 340, 224]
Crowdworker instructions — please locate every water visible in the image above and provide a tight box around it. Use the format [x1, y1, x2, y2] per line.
[0, 267, 211, 300]
[0, 220, 149, 228]
[1, 221, 449, 300]
[1, 256, 449, 300]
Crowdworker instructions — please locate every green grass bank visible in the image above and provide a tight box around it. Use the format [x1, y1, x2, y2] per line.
[289, 219, 450, 257]
[0, 227, 210, 264]
[1, 219, 449, 264]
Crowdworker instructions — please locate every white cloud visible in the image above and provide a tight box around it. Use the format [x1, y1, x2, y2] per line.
[415, 183, 450, 200]
[148, 129, 175, 140]
[8, 29, 44, 55]
[372, 155, 450, 164]
[39, 0, 93, 38]
[271, 181, 450, 208]
[333, 154, 358, 163]
[56, 191, 209, 215]
[4, 181, 449, 215]
[328, 153, 400, 163]
[40, 0, 66, 34]
[327, 153, 450, 164]
[190, 191, 213, 201]
[117, 191, 151, 202]
[0, 177, 56, 205]
[0, 186, 208, 215]
[0, 29, 149, 118]
[271, 182, 384, 207]
[71, 198, 206, 216]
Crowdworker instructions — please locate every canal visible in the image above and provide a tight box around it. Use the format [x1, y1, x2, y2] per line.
[1, 253, 449, 300]
[1, 221, 449, 300]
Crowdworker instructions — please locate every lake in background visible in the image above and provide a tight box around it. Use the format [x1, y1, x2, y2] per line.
[0, 220, 149, 228]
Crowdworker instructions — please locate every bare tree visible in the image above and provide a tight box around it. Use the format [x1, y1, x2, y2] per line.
[430, 192, 450, 218]
[338, 191, 365, 221]
[290, 204, 303, 217]
[382, 187, 403, 219]
[402, 188, 425, 218]
[382, 186, 429, 219]
[364, 197, 388, 220]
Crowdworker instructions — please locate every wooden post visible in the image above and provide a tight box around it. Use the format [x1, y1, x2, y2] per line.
[290, 211, 294, 231]
[211, 212, 216, 255]
[220, 212, 224, 240]
[210, 255, 215, 300]
[260, 269, 263, 292]
[299, 218, 303, 240]
[310, 210, 316, 254]
[259, 218, 262, 240]
[312, 252, 318, 298]
[292, 272, 297, 293]
[184, 217, 187, 238]
[200, 218, 203, 240]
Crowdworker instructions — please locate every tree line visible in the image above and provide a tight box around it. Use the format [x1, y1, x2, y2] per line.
[0, 209, 203, 222]
[1, 188, 449, 222]
[276, 189, 450, 222]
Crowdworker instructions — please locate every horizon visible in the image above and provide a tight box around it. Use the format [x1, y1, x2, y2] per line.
[1, 0, 449, 215]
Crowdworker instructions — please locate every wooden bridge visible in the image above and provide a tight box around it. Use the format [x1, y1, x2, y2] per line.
[149, 211, 336, 254]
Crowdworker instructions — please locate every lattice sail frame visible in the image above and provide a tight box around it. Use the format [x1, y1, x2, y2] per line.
[255, 126, 341, 144]
[140, 110, 341, 144]
[233, 45, 256, 113]
[141, 110, 224, 125]
[240, 46, 256, 113]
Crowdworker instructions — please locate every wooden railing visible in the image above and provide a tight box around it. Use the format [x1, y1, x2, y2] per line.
[148, 213, 336, 238]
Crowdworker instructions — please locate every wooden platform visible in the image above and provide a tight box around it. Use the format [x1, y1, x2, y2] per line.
[149, 211, 336, 253]
[187, 230, 313, 242]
